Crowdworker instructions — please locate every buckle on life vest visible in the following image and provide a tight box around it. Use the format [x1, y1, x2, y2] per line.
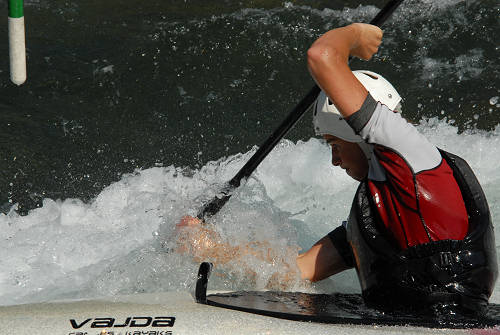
[439, 251, 453, 268]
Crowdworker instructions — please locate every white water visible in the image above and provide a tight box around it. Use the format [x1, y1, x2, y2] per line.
[1, 118, 500, 307]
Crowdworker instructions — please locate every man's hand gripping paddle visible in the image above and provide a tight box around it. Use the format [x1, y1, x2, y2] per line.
[195, 0, 405, 222]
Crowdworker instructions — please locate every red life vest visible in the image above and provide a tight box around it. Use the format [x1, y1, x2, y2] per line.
[368, 145, 468, 249]
[347, 150, 497, 315]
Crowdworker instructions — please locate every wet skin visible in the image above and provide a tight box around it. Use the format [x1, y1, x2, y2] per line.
[323, 134, 368, 181]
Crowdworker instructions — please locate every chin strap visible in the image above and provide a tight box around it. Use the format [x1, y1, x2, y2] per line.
[358, 141, 374, 162]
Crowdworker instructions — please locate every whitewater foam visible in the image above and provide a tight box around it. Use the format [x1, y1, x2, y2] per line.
[1, 118, 499, 306]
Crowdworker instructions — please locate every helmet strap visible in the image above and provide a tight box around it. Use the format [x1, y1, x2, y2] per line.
[358, 141, 374, 162]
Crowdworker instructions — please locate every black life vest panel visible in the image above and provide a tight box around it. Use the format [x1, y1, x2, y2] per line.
[346, 150, 498, 315]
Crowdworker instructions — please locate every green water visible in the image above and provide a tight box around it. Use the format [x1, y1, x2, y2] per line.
[0, 0, 499, 213]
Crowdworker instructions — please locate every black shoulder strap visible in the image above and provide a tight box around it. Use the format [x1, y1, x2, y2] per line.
[438, 149, 491, 241]
[354, 182, 400, 260]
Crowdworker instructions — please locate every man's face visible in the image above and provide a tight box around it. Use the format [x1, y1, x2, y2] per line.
[323, 135, 368, 181]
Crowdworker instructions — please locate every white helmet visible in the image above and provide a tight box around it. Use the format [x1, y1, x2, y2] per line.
[313, 70, 402, 142]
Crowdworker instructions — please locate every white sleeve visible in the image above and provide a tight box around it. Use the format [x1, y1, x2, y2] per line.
[348, 94, 441, 173]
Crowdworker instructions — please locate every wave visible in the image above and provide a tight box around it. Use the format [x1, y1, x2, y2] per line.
[1, 118, 499, 306]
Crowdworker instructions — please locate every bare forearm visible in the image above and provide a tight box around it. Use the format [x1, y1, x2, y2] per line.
[177, 223, 299, 272]
[296, 235, 350, 282]
[176, 216, 303, 289]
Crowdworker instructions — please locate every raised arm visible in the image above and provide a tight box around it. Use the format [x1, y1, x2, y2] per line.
[307, 23, 383, 119]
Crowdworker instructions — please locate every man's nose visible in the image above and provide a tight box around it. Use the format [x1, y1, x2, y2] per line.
[331, 152, 341, 166]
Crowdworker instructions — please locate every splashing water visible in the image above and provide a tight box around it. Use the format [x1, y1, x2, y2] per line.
[1, 119, 500, 307]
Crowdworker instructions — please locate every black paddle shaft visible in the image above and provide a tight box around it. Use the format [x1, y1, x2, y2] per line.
[197, 0, 405, 220]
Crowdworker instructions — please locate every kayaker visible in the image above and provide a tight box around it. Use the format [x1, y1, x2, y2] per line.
[300, 22, 497, 315]
[178, 22, 497, 315]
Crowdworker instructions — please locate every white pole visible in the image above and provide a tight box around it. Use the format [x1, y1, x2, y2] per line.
[8, 0, 26, 86]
